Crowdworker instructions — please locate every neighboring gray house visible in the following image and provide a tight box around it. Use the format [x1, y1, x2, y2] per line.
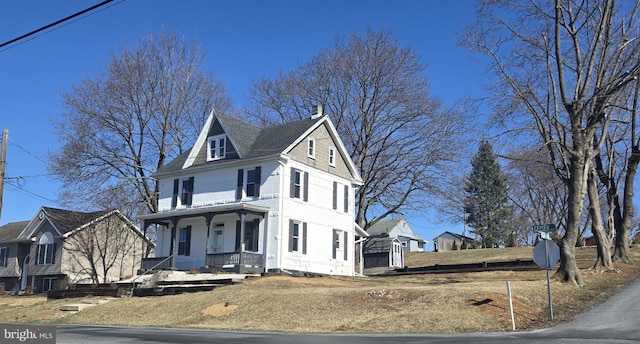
[433, 231, 475, 252]
[366, 218, 425, 252]
[0, 206, 152, 294]
[362, 236, 403, 269]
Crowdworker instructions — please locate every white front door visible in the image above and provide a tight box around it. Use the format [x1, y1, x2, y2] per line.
[391, 242, 403, 267]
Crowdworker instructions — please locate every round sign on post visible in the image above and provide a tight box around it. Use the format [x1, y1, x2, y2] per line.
[533, 240, 560, 269]
[532, 239, 560, 321]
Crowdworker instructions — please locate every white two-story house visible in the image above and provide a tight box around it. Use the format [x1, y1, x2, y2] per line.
[138, 106, 364, 276]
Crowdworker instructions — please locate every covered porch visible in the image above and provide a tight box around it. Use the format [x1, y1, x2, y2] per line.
[138, 203, 269, 273]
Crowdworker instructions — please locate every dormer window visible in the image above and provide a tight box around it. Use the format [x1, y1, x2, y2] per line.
[207, 134, 226, 161]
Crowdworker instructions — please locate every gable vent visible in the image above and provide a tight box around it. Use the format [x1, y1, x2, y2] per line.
[311, 104, 323, 119]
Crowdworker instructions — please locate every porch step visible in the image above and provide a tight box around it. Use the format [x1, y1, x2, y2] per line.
[155, 278, 235, 286]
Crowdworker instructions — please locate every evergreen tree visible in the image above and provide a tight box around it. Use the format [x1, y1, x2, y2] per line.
[463, 140, 513, 248]
[451, 241, 458, 251]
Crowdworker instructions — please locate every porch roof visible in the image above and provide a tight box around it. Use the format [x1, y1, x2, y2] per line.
[136, 202, 270, 223]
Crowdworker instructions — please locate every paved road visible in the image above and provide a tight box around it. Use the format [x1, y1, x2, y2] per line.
[55, 277, 640, 344]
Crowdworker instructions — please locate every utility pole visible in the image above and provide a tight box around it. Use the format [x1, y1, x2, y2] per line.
[0, 128, 7, 222]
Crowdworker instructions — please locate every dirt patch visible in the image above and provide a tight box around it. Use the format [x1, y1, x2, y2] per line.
[470, 292, 541, 327]
[202, 303, 238, 317]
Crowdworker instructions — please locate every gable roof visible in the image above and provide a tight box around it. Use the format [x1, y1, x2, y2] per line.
[367, 218, 423, 241]
[156, 109, 363, 184]
[2, 207, 153, 247]
[434, 231, 475, 242]
[0, 221, 31, 243]
[367, 218, 405, 236]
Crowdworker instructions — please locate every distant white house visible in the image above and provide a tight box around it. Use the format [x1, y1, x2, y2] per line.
[138, 106, 365, 276]
[366, 218, 425, 252]
[433, 231, 475, 252]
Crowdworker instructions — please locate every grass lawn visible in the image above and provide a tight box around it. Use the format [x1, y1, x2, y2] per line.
[1, 246, 638, 333]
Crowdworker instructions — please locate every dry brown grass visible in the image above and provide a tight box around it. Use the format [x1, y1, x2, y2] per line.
[1, 246, 638, 333]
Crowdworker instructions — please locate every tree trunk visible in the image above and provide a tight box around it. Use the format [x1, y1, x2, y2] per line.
[555, 151, 587, 286]
[587, 167, 614, 271]
[613, 147, 640, 263]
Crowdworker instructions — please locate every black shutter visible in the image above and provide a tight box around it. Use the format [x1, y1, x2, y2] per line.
[235, 221, 241, 251]
[303, 172, 309, 202]
[302, 222, 307, 254]
[172, 179, 179, 208]
[344, 231, 348, 261]
[344, 185, 349, 213]
[290, 168, 296, 198]
[185, 226, 192, 256]
[236, 169, 244, 199]
[255, 166, 261, 196]
[332, 182, 337, 210]
[187, 177, 195, 205]
[288, 219, 294, 252]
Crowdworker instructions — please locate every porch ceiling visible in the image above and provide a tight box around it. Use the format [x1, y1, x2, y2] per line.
[136, 202, 270, 223]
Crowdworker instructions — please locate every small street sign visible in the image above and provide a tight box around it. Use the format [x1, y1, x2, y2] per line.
[533, 224, 556, 240]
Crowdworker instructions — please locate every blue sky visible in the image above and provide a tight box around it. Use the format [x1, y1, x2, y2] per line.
[0, 0, 486, 250]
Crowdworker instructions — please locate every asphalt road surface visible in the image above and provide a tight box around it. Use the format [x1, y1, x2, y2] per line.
[54, 277, 640, 344]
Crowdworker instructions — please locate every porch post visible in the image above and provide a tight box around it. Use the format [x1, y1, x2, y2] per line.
[204, 213, 214, 268]
[170, 217, 180, 269]
[239, 212, 246, 265]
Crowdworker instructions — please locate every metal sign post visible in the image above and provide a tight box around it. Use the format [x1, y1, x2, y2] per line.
[533, 229, 560, 321]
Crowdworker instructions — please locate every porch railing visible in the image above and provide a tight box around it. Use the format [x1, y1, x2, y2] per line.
[206, 252, 263, 268]
[141, 256, 173, 270]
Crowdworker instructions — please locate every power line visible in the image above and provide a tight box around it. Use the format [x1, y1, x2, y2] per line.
[0, 0, 120, 51]
[8, 138, 49, 165]
[5, 179, 61, 206]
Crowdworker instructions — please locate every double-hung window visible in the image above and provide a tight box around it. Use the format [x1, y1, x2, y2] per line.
[37, 232, 54, 265]
[178, 226, 191, 256]
[207, 134, 226, 161]
[308, 139, 315, 158]
[288, 220, 307, 254]
[172, 177, 194, 207]
[290, 168, 309, 201]
[332, 229, 348, 261]
[328, 147, 335, 167]
[236, 167, 262, 199]
[246, 167, 261, 197]
[0, 247, 6, 267]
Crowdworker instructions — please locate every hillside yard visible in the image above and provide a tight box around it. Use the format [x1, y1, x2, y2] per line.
[1, 247, 639, 333]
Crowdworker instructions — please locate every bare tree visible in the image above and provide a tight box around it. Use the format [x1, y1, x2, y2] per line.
[64, 211, 144, 284]
[592, 79, 640, 264]
[506, 147, 568, 246]
[49, 28, 233, 215]
[246, 28, 470, 228]
[464, 0, 640, 285]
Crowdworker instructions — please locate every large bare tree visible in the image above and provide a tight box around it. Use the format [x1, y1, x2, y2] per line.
[506, 147, 568, 246]
[246, 28, 469, 228]
[50, 28, 233, 216]
[592, 79, 640, 264]
[464, 0, 640, 285]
